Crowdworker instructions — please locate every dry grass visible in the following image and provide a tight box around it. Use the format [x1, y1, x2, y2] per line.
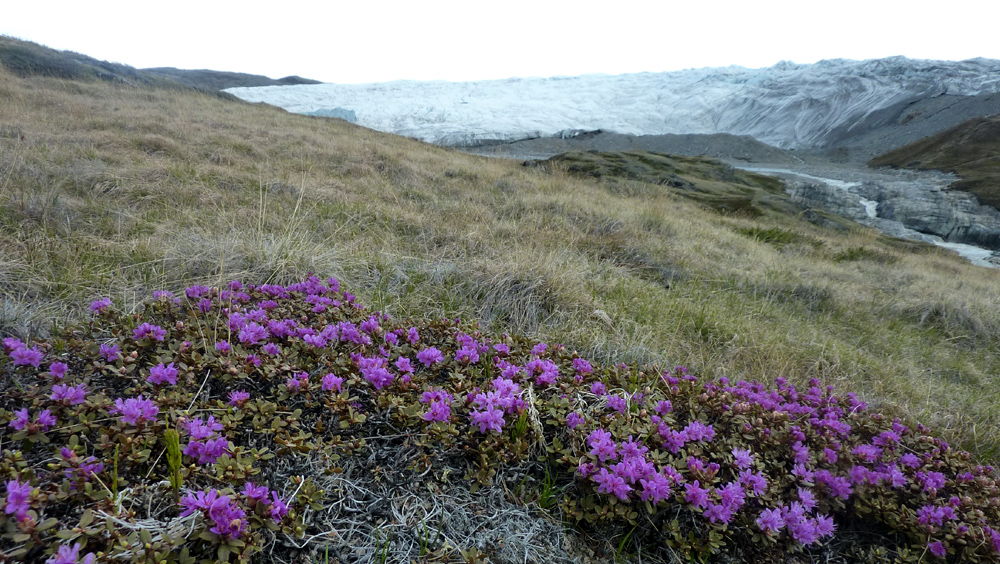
[3, 66, 1000, 464]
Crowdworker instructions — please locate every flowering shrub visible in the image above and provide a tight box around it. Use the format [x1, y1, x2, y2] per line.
[0, 276, 998, 563]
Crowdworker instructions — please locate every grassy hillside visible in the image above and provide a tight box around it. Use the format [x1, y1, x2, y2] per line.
[869, 114, 1000, 209]
[3, 54, 1000, 563]
[2, 63, 1000, 457]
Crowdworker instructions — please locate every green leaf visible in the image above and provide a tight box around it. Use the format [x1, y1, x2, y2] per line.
[80, 509, 95, 527]
[37, 517, 59, 531]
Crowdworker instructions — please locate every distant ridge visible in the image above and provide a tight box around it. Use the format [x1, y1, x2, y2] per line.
[142, 67, 321, 91]
[0, 35, 320, 94]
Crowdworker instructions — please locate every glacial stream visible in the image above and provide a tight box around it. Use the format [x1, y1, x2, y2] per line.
[740, 166, 1000, 269]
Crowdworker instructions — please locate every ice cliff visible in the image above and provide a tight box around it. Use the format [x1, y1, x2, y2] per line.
[225, 57, 1000, 149]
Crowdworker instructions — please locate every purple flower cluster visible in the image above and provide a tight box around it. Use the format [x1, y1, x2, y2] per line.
[110, 395, 158, 426]
[10, 343, 44, 368]
[756, 502, 836, 545]
[322, 373, 344, 393]
[468, 376, 524, 433]
[525, 358, 559, 386]
[182, 416, 229, 464]
[421, 388, 453, 422]
[46, 542, 95, 564]
[60, 448, 104, 486]
[147, 362, 179, 386]
[358, 355, 394, 390]
[416, 346, 444, 367]
[51, 383, 88, 405]
[99, 343, 120, 362]
[4, 478, 31, 520]
[179, 489, 248, 539]
[228, 389, 250, 406]
[241, 482, 289, 521]
[9, 408, 57, 432]
[133, 322, 167, 342]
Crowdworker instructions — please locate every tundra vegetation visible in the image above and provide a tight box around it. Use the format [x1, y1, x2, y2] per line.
[2, 45, 1000, 563]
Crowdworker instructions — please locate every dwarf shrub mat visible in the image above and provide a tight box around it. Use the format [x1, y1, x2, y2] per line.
[1, 277, 999, 563]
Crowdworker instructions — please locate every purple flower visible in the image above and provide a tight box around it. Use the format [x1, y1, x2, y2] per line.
[639, 472, 673, 504]
[8, 408, 30, 431]
[186, 415, 224, 440]
[99, 343, 120, 362]
[469, 406, 505, 433]
[361, 365, 393, 390]
[322, 373, 344, 392]
[10, 345, 44, 367]
[756, 508, 783, 533]
[185, 285, 211, 299]
[566, 412, 585, 430]
[111, 395, 159, 425]
[494, 343, 510, 355]
[3, 337, 24, 353]
[269, 491, 289, 521]
[607, 394, 627, 414]
[416, 347, 444, 367]
[49, 384, 87, 405]
[531, 343, 548, 356]
[718, 481, 746, 511]
[455, 346, 480, 364]
[215, 340, 231, 354]
[45, 542, 95, 564]
[48, 362, 69, 380]
[732, 447, 753, 470]
[407, 327, 420, 345]
[814, 514, 836, 538]
[228, 390, 250, 407]
[590, 381, 607, 396]
[587, 428, 618, 462]
[928, 541, 946, 558]
[593, 468, 632, 500]
[184, 437, 230, 464]
[394, 357, 414, 374]
[37, 409, 56, 430]
[147, 362, 179, 386]
[238, 322, 269, 345]
[798, 487, 817, 511]
[242, 482, 270, 501]
[683, 420, 715, 443]
[262, 342, 281, 356]
[89, 297, 113, 312]
[654, 400, 672, 415]
[424, 401, 451, 422]
[704, 502, 734, 524]
[572, 357, 593, 374]
[852, 444, 881, 463]
[302, 333, 328, 348]
[738, 469, 769, 496]
[285, 372, 309, 391]
[684, 480, 710, 509]
[133, 322, 167, 342]
[917, 471, 947, 494]
[4, 479, 31, 519]
[193, 491, 247, 539]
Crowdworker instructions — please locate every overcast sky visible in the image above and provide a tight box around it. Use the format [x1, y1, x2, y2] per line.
[5, 1, 999, 84]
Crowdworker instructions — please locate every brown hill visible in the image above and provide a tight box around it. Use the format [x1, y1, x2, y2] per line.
[869, 114, 1000, 209]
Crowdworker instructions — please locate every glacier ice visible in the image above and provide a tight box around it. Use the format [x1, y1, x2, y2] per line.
[224, 57, 1000, 149]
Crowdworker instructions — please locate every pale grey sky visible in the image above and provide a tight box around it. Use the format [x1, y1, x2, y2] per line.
[5, 0, 999, 84]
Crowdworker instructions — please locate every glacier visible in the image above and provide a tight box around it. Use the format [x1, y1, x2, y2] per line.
[224, 57, 1000, 149]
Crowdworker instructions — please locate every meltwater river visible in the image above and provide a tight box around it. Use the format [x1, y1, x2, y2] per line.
[740, 166, 1000, 269]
